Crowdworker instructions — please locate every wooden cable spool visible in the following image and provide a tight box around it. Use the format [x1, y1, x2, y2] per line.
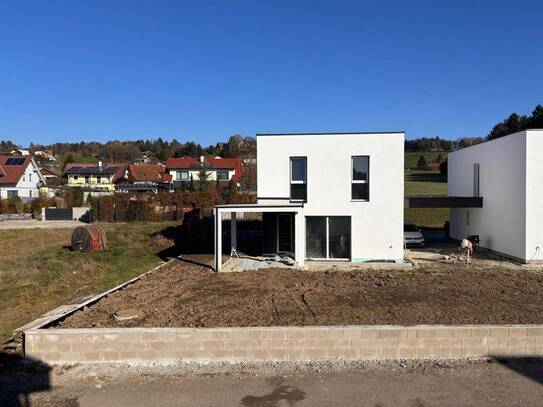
[71, 225, 108, 252]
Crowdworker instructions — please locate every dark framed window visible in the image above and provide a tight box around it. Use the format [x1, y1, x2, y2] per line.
[290, 157, 307, 202]
[178, 171, 189, 180]
[352, 156, 369, 201]
[218, 171, 229, 181]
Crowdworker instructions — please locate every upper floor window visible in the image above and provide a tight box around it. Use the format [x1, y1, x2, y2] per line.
[217, 171, 229, 181]
[290, 157, 307, 202]
[84, 175, 90, 184]
[352, 156, 369, 201]
[97, 176, 102, 183]
[178, 171, 189, 181]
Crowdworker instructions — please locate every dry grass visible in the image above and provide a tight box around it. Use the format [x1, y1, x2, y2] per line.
[0, 222, 179, 340]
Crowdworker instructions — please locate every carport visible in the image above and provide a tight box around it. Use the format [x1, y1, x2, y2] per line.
[404, 196, 483, 208]
[214, 203, 305, 272]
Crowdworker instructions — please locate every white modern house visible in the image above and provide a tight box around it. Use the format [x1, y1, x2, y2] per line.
[214, 132, 405, 271]
[0, 156, 46, 201]
[448, 129, 543, 263]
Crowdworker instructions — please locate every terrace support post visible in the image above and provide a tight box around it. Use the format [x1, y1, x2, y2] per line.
[294, 210, 305, 267]
[214, 207, 222, 272]
[230, 212, 237, 254]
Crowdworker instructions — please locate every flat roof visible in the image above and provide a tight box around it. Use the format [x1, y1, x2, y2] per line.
[449, 128, 543, 155]
[256, 131, 405, 137]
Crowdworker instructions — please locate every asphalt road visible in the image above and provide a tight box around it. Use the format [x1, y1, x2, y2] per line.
[4, 358, 542, 407]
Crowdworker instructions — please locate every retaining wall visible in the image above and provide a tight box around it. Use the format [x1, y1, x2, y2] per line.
[25, 325, 543, 364]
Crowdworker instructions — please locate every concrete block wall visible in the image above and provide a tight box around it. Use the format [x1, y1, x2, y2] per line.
[25, 325, 543, 364]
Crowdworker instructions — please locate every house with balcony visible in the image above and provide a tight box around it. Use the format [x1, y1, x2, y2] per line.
[213, 132, 405, 271]
[166, 156, 242, 189]
[0, 156, 46, 201]
[64, 162, 126, 192]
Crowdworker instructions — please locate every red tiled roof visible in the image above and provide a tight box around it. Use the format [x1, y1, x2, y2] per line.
[127, 164, 167, 182]
[39, 167, 61, 177]
[166, 157, 242, 181]
[0, 156, 31, 184]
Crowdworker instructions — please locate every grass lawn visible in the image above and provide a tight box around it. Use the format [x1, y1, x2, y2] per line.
[405, 169, 449, 228]
[0, 222, 178, 341]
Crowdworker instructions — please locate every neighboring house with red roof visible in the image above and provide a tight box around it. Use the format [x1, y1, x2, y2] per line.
[166, 156, 242, 189]
[39, 166, 61, 181]
[0, 156, 46, 201]
[116, 163, 171, 193]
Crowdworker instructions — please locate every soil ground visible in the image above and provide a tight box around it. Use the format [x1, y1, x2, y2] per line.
[58, 255, 543, 328]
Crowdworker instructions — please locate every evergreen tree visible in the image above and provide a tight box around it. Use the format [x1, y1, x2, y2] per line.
[189, 174, 195, 192]
[417, 155, 427, 168]
[198, 166, 211, 190]
[227, 179, 238, 203]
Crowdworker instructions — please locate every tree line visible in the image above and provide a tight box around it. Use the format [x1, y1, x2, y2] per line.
[0, 134, 257, 163]
[1, 104, 541, 157]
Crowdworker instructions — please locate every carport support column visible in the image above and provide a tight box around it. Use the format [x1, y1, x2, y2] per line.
[231, 212, 237, 254]
[294, 210, 305, 267]
[214, 208, 222, 272]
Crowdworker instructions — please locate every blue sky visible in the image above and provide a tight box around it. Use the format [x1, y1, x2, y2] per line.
[0, 0, 542, 146]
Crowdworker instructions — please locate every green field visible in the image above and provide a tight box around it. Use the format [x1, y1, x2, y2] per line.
[0, 222, 178, 340]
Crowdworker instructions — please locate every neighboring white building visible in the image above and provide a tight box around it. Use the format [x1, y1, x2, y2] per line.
[0, 156, 46, 201]
[214, 132, 405, 271]
[448, 129, 543, 263]
[9, 148, 30, 156]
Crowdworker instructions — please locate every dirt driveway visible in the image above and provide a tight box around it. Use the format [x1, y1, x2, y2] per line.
[0, 220, 84, 230]
[57, 258, 543, 328]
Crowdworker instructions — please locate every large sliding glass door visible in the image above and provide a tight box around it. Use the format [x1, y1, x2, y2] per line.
[306, 217, 327, 258]
[305, 216, 351, 260]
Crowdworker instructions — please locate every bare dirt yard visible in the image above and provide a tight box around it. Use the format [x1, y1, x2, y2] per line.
[57, 257, 543, 328]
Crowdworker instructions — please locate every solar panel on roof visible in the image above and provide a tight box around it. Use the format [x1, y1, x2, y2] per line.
[5, 158, 25, 165]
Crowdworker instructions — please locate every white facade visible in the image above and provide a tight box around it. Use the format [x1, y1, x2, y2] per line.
[0, 159, 45, 200]
[256, 132, 404, 263]
[449, 129, 543, 262]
